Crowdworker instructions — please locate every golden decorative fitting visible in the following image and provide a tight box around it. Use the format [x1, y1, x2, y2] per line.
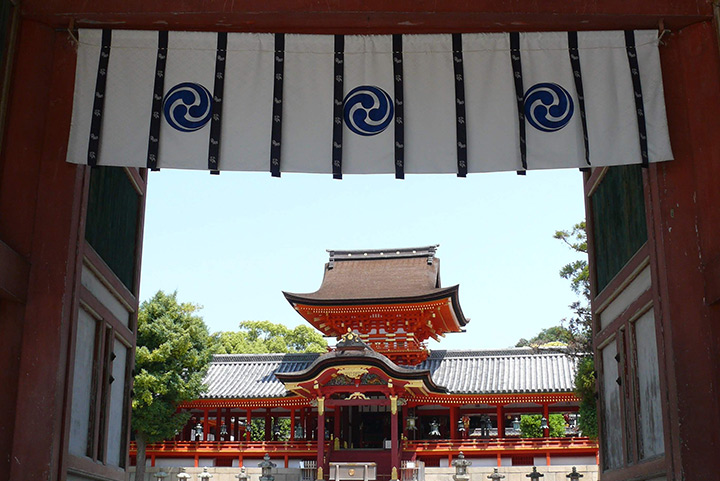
[317, 397, 325, 416]
[334, 438, 340, 450]
[348, 392, 368, 400]
[391, 467, 398, 480]
[390, 395, 398, 415]
[337, 367, 369, 379]
[348, 469, 355, 476]
[317, 467, 324, 481]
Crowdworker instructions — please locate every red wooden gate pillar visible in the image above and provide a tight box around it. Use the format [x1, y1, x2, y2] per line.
[290, 408, 296, 440]
[333, 407, 341, 449]
[391, 396, 399, 480]
[316, 397, 325, 480]
[450, 405, 459, 440]
[496, 405, 505, 438]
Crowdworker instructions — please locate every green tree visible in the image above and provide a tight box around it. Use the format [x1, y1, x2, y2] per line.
[214, 320, 327, 354]
[132, 291, 213, 481]
[213, 320, 327, 441]
[519, 414, 566, 438]
[554, 221, 592, 354]
[574, 356, 598, 438]
[555, 221, 597, 438]
[515, 326, 572, 347]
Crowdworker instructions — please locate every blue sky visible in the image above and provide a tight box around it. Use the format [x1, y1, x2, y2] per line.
[138, 169, 586, 350]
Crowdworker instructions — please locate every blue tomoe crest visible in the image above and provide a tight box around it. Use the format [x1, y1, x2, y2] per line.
[523, 83, 574, 132]
[343, 86, 394, 136]
[163, 82, 213, 132]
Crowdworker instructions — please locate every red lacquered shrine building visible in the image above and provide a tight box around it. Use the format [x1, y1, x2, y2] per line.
[136, 247, 597, 473]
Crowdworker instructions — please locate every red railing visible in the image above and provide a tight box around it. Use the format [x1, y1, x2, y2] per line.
[405, 437, 598, 455]
[131, 437, 597, 459]
[132, 440, 327, 457]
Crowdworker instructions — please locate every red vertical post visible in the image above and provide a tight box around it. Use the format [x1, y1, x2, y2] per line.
[333, 407, 341, 448]
[317, 399, 325, 480]
[217, 407, 222, 442]
[391, 403, 399, 479]
[290, 408, 296, 441]
[496, 405, 505, 438]
[301, 407, 307, 440]
[450, 406, 459, 440]
[225, 408, 232, 442]
[247, 409, 253, 442]
[496, 453, 501, 467]
[265, 408, 271, 441]
[402, 404, 409, 440]
[203, 409, 209, 441]
[542, 404, 550, 438]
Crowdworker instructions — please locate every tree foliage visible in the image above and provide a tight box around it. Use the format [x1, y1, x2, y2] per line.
[554, 221, 597, 438]
[132, 291, 213, 480]
[554, 221, 592, 354]
[213, 320, 327, 354]
[574, 356, 598, 438]
[519, 414, 566, 438]
[515, 326, 572, 347]
[212, 320, 326, 441]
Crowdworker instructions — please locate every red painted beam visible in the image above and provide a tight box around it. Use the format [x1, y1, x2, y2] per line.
[19, 0, 712, 33]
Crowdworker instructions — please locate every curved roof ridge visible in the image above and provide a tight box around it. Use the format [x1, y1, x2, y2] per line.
[212, 352, 322, 363]
[427, 347, 570, 359]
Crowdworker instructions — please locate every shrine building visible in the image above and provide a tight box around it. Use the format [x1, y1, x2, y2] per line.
[133, 246, 598, 474]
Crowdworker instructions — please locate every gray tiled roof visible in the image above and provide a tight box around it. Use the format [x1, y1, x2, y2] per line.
[201, 348, 577, 399]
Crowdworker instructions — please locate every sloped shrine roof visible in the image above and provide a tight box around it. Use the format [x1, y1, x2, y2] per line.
[200, 348, 577, 399]
[283, 246, 463, 313]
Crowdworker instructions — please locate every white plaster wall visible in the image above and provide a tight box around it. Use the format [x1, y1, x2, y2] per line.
[106, 339, 128, 467]
[154, 458, 195, 467]
[232, 459, 305, 468]
[463, 458, 498, 467]
[68, 308, 96, 457]
[634, 310, 665, 459]
[598, 264, 651, 330]
[601, 340, 623, 469]
[547, 456, 596, 466]
[81, 263, 130, 327]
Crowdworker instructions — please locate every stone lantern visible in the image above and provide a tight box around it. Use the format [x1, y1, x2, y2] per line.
[199, 467, 213, 480]
[235, 466, 249, 481]
[526, 467, 544, 480]
[566, 467, 583, 481]
[451, 452, 472, 481]
[153, 471, 169, 480]
[176, 467, 192, 480]
[487, 468, 505, 480]
[259, 453, 277, 481]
